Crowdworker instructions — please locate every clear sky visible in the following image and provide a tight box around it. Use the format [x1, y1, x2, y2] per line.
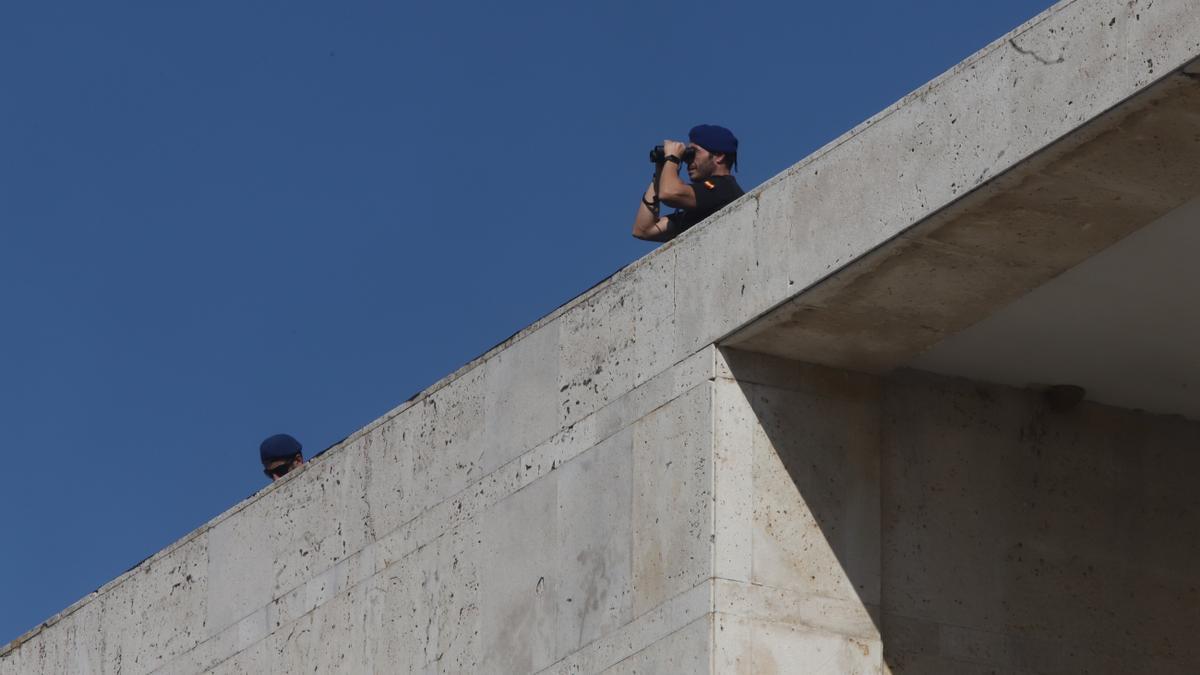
[0, 0, 1056, 644]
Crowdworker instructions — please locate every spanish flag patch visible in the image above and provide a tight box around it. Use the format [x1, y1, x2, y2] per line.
[703, 180, 716, 190]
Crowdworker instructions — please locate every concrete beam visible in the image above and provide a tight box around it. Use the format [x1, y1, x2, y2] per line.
[727, 69, 1200, 372]
[669, 0, 1200, 373]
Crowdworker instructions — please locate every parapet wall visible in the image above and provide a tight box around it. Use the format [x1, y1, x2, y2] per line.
[4, 0, 1200, 672]
[10, 345, 1195, 674]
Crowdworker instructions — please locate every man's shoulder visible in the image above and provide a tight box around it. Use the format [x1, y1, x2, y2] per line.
[697, 175, 744, 197]
[671, 175, 745, 234]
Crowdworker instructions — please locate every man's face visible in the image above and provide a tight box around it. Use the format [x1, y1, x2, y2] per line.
[686, 144, 721, 181]
[263, 455, 303, 481]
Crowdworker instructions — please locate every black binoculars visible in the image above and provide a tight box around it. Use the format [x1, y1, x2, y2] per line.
[649, 145, 695, 165]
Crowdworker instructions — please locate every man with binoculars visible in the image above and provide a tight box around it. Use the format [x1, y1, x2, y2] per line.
[632, 124, 744, 242]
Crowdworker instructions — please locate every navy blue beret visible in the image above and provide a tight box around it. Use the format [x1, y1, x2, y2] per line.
[688, 124, 738, 155]
[260, 433, 302, 463]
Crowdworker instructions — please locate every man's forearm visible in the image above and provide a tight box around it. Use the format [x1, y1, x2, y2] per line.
[632, 182, 660, 237]
[643, 181, 658, 207]
[658, 160, 688, 205]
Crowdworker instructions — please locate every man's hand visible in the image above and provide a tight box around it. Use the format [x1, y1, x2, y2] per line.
[657, 139, 696, 210]
[662, 140, 687, 162]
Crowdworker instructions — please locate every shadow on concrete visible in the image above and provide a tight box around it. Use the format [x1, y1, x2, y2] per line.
[726, 349, 1200, 673]
[724, 349, 884, 638]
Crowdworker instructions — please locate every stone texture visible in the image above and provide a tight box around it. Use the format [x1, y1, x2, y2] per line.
[711, 378, 755, 584]
[714, 612, 881, 675]
[713, 578, 877, 645]
[599, 616, 710, 674]
[556, 428, 634, 656]
[879, 370, 1200, 673]
[205, 509, 272, 638]
[9, 332, 1200, 675]
[725, 4, 1200, 373]
[713, 351, 885, 673]
[631, 384, 713, 617]
[480, 471, 561, 673]
[537, 581, 712, 675]
[6, 1, 1200, 673]
[717, 350, 883, 610]
[558, 249, 677, 423]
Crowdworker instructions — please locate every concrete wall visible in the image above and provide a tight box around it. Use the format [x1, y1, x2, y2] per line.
[0, 337, 722, 674]
[6, 347, 1194, 673]
[710, 354, 885, 673]
[879, 371, 1200, 674]
[5, 0, 1200, 672]
[720, 350, 1200, 674]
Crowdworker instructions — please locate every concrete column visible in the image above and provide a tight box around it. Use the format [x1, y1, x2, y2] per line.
[713, 349, 883, 673]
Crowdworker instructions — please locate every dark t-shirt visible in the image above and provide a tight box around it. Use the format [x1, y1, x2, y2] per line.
[664, 174, 744, 239]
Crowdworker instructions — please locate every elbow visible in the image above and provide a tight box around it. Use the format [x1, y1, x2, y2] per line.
[659, 187, 686, 206]
[633, 223, 669, 243]
[659, 185, 693, 208]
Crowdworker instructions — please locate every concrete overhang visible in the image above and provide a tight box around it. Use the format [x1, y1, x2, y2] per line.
[723, 56, 1200, 420]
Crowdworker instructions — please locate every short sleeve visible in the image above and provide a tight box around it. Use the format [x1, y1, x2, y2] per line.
[692, 181, 725, 219]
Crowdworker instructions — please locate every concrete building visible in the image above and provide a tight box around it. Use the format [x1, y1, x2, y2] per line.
[4, 0, 1199, 672]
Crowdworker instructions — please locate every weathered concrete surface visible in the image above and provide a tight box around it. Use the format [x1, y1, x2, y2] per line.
[726, 47, 1200, 374]
[0, 345, 720, 674]
[911, 194, 1200, 420]
[879, 369, 1200, 674]
[719, 349, 1200, 674]
[5, 0, 1200, 672]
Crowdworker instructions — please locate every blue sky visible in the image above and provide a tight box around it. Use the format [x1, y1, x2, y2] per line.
[0, 0, 1055, 644]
